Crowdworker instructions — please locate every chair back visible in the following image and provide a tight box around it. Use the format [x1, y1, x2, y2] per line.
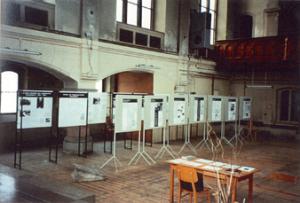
[176, 165, 198, 183]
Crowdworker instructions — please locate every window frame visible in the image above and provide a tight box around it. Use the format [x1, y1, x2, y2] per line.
[117, 0, 154, 30]
[199, 0, 218, 45]
[276, 87, 299, 124]
[0, 71, 19, 115]
[2, 0, 55, 30]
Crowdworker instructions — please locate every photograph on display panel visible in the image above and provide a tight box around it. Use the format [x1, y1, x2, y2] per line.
[58, 92, 88, 127]
[193, 97, 205, 122]
[149, 98, 164, 128]
[17, 91, 53, 129]
[88, 92, 108, 124]
[211, 98, 222, 121]
[242, 99, 251, 119]
[227, 99, 237, 121]
[121, 98, 139, 131]
[173, 97, 186, 125]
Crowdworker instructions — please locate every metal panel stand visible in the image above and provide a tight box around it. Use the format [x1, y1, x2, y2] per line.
[155, 126, 177, 160]
[100, 132, 122, 171]
[217, 121, 234, 148]
[14, 93, 22, 169]
[128, 129, 155, 166]
[178, 124, 197, 155]
[195, 123, 210, 150]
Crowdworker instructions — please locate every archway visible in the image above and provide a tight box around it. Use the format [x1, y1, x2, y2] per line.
[102, 70, 153, 94]
[102, 70, 154, 145]
[0, 59, 77, 152]
[0, 56, 78, 89]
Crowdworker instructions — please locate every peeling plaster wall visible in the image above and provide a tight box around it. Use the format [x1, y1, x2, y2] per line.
[55, 0, 81, 35]
[98, 0, 117, 41]
[164, 0, 179, 53]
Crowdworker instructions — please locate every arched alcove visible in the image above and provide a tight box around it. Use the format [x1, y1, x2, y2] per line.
[0, 57, 78, 89]
[102, 70, 153, 94]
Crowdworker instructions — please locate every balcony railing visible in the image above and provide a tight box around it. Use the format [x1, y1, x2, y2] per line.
[215, 35, 298, 70]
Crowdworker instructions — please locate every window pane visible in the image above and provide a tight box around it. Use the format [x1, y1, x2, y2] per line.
[128, 0, 138, 3]
[25, 6, 48, 27]
[201, 6, 207, 13]
[127, 3, 138, 26]
[1, 71, 18, 91]
[1, 71, 18, 113]
[210, 29, 215, 45]
[116, 0, 123, 22]
[0, 92, 17, 113]
[142, 0, 152, 8]
[201, 0, 208, 8]
[142, 8, 151, 29]
[210, 10, 215, 29]
[280, 90, 289, 121]
[290, 90, 300, 122]
[210, 0, 216, 11]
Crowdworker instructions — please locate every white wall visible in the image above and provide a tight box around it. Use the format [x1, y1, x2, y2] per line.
[0, 25, 218, 94]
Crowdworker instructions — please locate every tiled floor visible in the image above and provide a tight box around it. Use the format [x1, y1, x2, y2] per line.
[0, 138, 300, 203]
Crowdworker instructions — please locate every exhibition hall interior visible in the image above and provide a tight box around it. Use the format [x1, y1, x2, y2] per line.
[0, 0, 299, 202]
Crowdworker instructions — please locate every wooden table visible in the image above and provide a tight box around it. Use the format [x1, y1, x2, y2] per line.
[167, 159, 257, 203]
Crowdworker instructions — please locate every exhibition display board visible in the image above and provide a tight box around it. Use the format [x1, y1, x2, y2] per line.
[58, 91, 88, 127]
[168, 94, 188, 126]
[144, 95, 167, 129]
[15, 90, 54, 169]
[239, 97, 252, 120]
[88, 92, 108, 124]
[224, 97, 238, 121]
[189, 95, 207, 124]
[208, 96, 223, 122]
[114, 95, 142, 133]
[17, 90, 53, 129]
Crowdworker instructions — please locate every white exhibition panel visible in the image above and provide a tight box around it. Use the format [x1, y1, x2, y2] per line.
[189, 95, 207, 124]
[144, 95, 167, 129]
[208, 96, 223, 122]
[114, 95, 142, 133]
[58, 91, 88, 127]
[168, 94, 188, 126]
[17, 90, 53, 129]
[88, 92, 108, 124]
[224, 97, 238, 122]
[239, 97, 252, 120]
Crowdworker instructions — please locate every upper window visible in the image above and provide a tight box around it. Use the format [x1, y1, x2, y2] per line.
[116, 0, 154, 30]
[200, 0, 217, 45]
[0, 71, 18, 113]
[277, 88, 300, 123]
[1, 0, 54, 29]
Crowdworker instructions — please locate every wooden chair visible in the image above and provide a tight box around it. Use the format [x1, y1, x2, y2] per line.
[175, 165, 211, 203]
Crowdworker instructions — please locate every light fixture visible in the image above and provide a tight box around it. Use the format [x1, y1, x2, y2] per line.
[246, 85, 273, 88]
[0, 47, 42, 55]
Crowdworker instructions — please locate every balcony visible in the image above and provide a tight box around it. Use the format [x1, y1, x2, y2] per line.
[215, 35, 299, 71]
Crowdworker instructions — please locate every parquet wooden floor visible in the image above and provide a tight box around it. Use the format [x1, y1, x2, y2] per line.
[0, 138, 300, 203]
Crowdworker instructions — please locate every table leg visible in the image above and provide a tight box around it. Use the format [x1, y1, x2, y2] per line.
[170, 165, 175, 203]
[231, 178, 238, 203]
[248, 175, 253, 203]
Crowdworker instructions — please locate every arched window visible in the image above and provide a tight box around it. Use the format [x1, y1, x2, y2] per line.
[0, 71, 19, 113]
[277, 88, 300, 123]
